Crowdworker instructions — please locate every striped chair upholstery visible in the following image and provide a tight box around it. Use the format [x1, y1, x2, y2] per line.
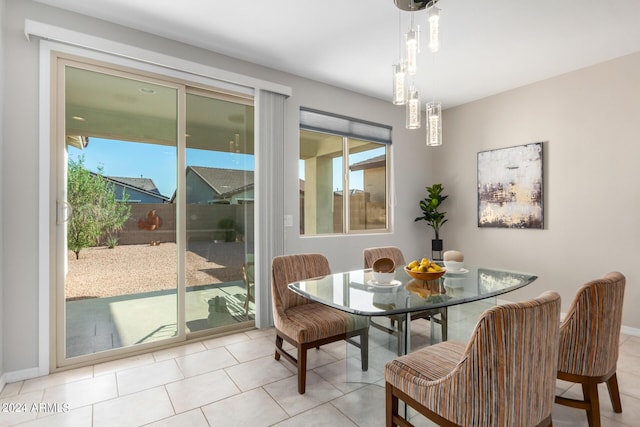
[385, 291, 561, 427]
[363, 246, 406, 271]
[555, 272, 626, 427]
[364, 246, 448, 352]
[272, 254, 369, 394]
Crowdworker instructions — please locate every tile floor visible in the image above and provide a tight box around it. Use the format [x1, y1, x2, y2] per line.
[1, 320, 639, 426]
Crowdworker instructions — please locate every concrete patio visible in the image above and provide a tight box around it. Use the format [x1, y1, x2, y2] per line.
[65, 281, 254, 358]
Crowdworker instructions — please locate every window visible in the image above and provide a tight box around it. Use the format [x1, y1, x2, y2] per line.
[299, 108, 391, 235]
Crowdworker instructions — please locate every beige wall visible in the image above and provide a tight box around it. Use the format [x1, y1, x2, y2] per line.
[0, 0, 6, 385]
[4, 0, 638, 381]
[437, 51, 640, 330]
[1, 0, 429, 376]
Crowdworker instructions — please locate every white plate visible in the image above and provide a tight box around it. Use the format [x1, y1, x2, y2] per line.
[366, 279, 403, 288]
[445, 268, 469, 275]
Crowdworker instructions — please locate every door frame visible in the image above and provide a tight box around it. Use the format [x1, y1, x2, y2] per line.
[35, 33, 285, 372]
[54, 56, 189, 368]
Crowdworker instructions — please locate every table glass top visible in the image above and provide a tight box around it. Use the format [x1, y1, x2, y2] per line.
[289, 265, 537, 316]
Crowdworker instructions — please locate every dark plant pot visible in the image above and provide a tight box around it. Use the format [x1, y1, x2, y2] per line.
[431, 239, 443, 252]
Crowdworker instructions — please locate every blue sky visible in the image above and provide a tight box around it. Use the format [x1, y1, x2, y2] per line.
[69, 137, 381, 197]
[68, 138, 254, 197]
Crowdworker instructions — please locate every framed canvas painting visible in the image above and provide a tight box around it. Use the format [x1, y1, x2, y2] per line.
[477, 142, 543, 229]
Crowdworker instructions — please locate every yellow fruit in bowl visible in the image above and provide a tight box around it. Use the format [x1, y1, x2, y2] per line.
[405, 258, 447, 281]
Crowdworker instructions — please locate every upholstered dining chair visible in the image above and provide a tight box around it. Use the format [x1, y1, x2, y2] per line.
[271, 253, 369, 394]
[385, 290, 561, 427]
[555, 272, 626, 427]
[363, 246, 447, 352]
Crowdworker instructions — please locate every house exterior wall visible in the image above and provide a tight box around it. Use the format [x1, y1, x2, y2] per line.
[113, 185, 166, 204]
[186, 172, 217, 204]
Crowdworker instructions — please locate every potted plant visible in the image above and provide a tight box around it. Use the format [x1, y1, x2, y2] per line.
[218, 218, 237, 242]
[415, 183, 448, 254]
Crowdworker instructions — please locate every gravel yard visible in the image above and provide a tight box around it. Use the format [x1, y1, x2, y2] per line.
[65, 242, 245, 299]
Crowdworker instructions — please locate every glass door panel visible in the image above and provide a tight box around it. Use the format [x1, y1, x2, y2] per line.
[184, 91, 255, 332]
[62, 64, 179, 361]
[348, 138, 388, 231]
[299, 130, 344, 235]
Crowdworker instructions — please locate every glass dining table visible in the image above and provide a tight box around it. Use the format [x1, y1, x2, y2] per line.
[288, 264, 537, 381]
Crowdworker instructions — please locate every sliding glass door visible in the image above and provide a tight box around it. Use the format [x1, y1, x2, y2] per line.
[56, 57, 254, 367]
[184, 90, 255, 333]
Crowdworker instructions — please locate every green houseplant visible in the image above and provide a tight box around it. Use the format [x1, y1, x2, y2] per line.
[218, 218, 237, 242]
[415, 183, 448, 253]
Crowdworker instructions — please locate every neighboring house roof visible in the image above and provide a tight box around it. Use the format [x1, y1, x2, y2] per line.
[107, 176, 162, 194]
[188, 166, 254, 197]
[91, 173, 170, 201]
[350, 154, 386, 171]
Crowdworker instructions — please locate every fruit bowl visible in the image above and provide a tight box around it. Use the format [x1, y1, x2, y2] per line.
[406, 280, 446, 299]
[404, 267, 446, 281]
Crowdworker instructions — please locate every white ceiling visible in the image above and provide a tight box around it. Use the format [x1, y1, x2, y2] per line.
[34, 0, 640, 108]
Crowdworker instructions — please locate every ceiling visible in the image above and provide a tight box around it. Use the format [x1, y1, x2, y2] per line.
[65, 65, 254, 152]
[35, 0, 640, 109]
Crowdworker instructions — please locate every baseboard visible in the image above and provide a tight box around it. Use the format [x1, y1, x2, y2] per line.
[2, 366, 43, 384]
[0, 373, 5, 393]
[621, 325, 640, 337]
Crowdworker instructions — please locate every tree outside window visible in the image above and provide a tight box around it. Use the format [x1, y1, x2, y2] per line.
[67, 156, 131, 259]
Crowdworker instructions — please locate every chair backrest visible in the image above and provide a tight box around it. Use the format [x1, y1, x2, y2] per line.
[241, 262, 254, 286]
[448, 291, 561, 426]
[363, 246, 405, 269]
[271, 254, 331, 314]
[558, 272, 626, 377]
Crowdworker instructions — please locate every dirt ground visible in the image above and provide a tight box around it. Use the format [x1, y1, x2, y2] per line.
[65, 242, 247, 299]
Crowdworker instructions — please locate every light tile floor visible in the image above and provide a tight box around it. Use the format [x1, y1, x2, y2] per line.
[1, 321, 639, 426]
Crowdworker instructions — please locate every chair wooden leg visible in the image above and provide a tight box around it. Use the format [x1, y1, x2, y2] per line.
[606, 373, 623, 413]
[298, 344, 307, 394]
[274, 335, 283, 360]
[386, 382, 398, 427]
[582, 382, 600, 427]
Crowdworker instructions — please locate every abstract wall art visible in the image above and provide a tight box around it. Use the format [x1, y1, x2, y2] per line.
[477, 142, 543, 229]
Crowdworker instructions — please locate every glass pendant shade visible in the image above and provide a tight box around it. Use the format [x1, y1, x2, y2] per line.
[405, 26, 419, 75]
[426, 102, 442, 146]
[392, 63, 407, 105]
[406, 86, 421, 129]
[428, 7, 440, 53]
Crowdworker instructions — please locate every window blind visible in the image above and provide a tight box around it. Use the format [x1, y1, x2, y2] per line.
[300, 108, 392, 144]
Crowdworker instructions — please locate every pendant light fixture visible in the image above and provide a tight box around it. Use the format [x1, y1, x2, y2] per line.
[405, 16, 420, 76]
[392, 62, 407, 105]
[392, 11, 407, 105]
[428, 6, 440, 53]
[426, 102, 442, 146]
[407, 85, 421, 129]
[392, 0, 443, 140]
[405, 2, 420, 129]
